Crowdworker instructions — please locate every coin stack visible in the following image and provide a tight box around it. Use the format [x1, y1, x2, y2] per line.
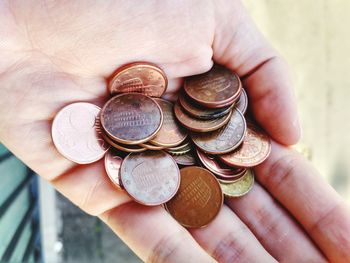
[51, 62, 271, 228]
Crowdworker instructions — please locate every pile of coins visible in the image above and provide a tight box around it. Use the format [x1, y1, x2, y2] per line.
[51, 62, 271, 228]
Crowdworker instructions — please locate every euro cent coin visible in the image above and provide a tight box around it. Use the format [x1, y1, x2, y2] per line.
[165, 166, 223, 228]
[220, 169, 255, 197]
[99, 129, 147, 153]
[220, 123, 271, 167]
[191, 108, 246, 154]
[100, 93, 163, 145]
[172, 151, 197, 166]
[104, 149, 123, 188]
[178, 93, 233, 120]
[174, 102, 232, 133]
[120, 151, 180, 206]
[108, 62, 167, 97]
[150, 99, 187, 147]
[51, 102, 109, 164]
[184, 64, 242, 108]
[235, 88, 248, 115]
[196, 149, 246, 179]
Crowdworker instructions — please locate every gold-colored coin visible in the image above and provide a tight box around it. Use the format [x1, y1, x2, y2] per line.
[220, 169, 254, 197]
[167, 144, 192, 155]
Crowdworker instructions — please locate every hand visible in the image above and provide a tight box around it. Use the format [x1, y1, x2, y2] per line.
[1, 0, 348, 262]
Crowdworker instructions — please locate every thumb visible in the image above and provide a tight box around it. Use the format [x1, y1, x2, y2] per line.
[212, 0, 301, 145]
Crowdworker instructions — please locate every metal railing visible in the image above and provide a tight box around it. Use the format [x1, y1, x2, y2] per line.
[0, 148, 42, 262]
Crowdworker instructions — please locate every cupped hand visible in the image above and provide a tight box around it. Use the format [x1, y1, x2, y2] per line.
[1, 0, 349, 262]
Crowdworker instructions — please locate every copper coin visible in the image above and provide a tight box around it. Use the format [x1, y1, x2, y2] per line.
[217, 172, 246, 184]
[215, 168, 247, 181]
[196, 149, 246, 179]
[235, 88, 248, 114]
[120, 151, 180, 206]
[172, 151, 197, 166]
[165, 166, 223, 228]
[166, 143, 192, 156]
[150, 99, 187, 147]
[105, 149, 124, 188]
[178, 93, 234, 120]
[174, 102, 232, 132]
[220, 169, 255, 197]
[139, 142, 166, 150]
[191, 108, 246, 154]
[100, 131, 147, 153]
[52, 102, 109, 164]
[220, 123, 271, 167]
[108, 62, 167, 97]
[100, 93, 163, 145]
[167, 149, 191, 156]
[210, 96, 239, 109]
[166, 140, 191, 151]
[184, 64, 242, 108]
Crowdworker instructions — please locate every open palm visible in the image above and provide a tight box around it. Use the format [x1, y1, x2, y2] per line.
[1, 1, 349, 262]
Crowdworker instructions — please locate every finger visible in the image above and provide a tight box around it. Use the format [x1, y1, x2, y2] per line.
[0, 62, 108, 180]
[100, 204, 215, 263]
[51, 161, 130, 216]
[213, 0, 301, 145]
[256, 142, 350, 262]
[226, 183, 326, 262]
[52, 161, 215, 262]
[190, 206, 277, 263]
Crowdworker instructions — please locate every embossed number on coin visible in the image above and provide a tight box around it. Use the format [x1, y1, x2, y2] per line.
[52, 102, 109, 164]
[220, 123, 271, 167]
[191, 108, 246, 154]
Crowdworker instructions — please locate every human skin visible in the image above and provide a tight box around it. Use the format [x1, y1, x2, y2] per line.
[0, 0, 349, 262]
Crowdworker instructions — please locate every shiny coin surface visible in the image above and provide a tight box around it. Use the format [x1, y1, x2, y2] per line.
[220, 124, 271, 167]
[105, 149, 123, 188]
[178, 93, 233, 120]
[220, 169, 254, 197]
[174, 102, 232, 132]
[215, 168, 247, 181]
[217, 172, 246, 184]
[166, 140, 191, 151]
[235, 88, 248, 114]
[100, 93, 163, 145]
[109, 62, 167, 97]
[166, 143, 192, 156]
[150, 99, 187, 147]
[196, 149, 246, 179]
[172, 151, 197, 166]
[191, 108, 246, 154]
[52, 102, 109, 164]
[139, 142, 166, 150]
[100, 132, 147, 153]
[120, 151, 180, 206]
[184, 64, 242, 108]
[165, 166, 223, 228]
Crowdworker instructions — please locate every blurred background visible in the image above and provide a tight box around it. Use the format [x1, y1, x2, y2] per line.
[0, 1, 349, 262]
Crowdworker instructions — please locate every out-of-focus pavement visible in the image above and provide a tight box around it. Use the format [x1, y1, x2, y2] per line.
[56, 192, 141, 263]
[244, 0, 350, 201]
[55, 1, 350, 262]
